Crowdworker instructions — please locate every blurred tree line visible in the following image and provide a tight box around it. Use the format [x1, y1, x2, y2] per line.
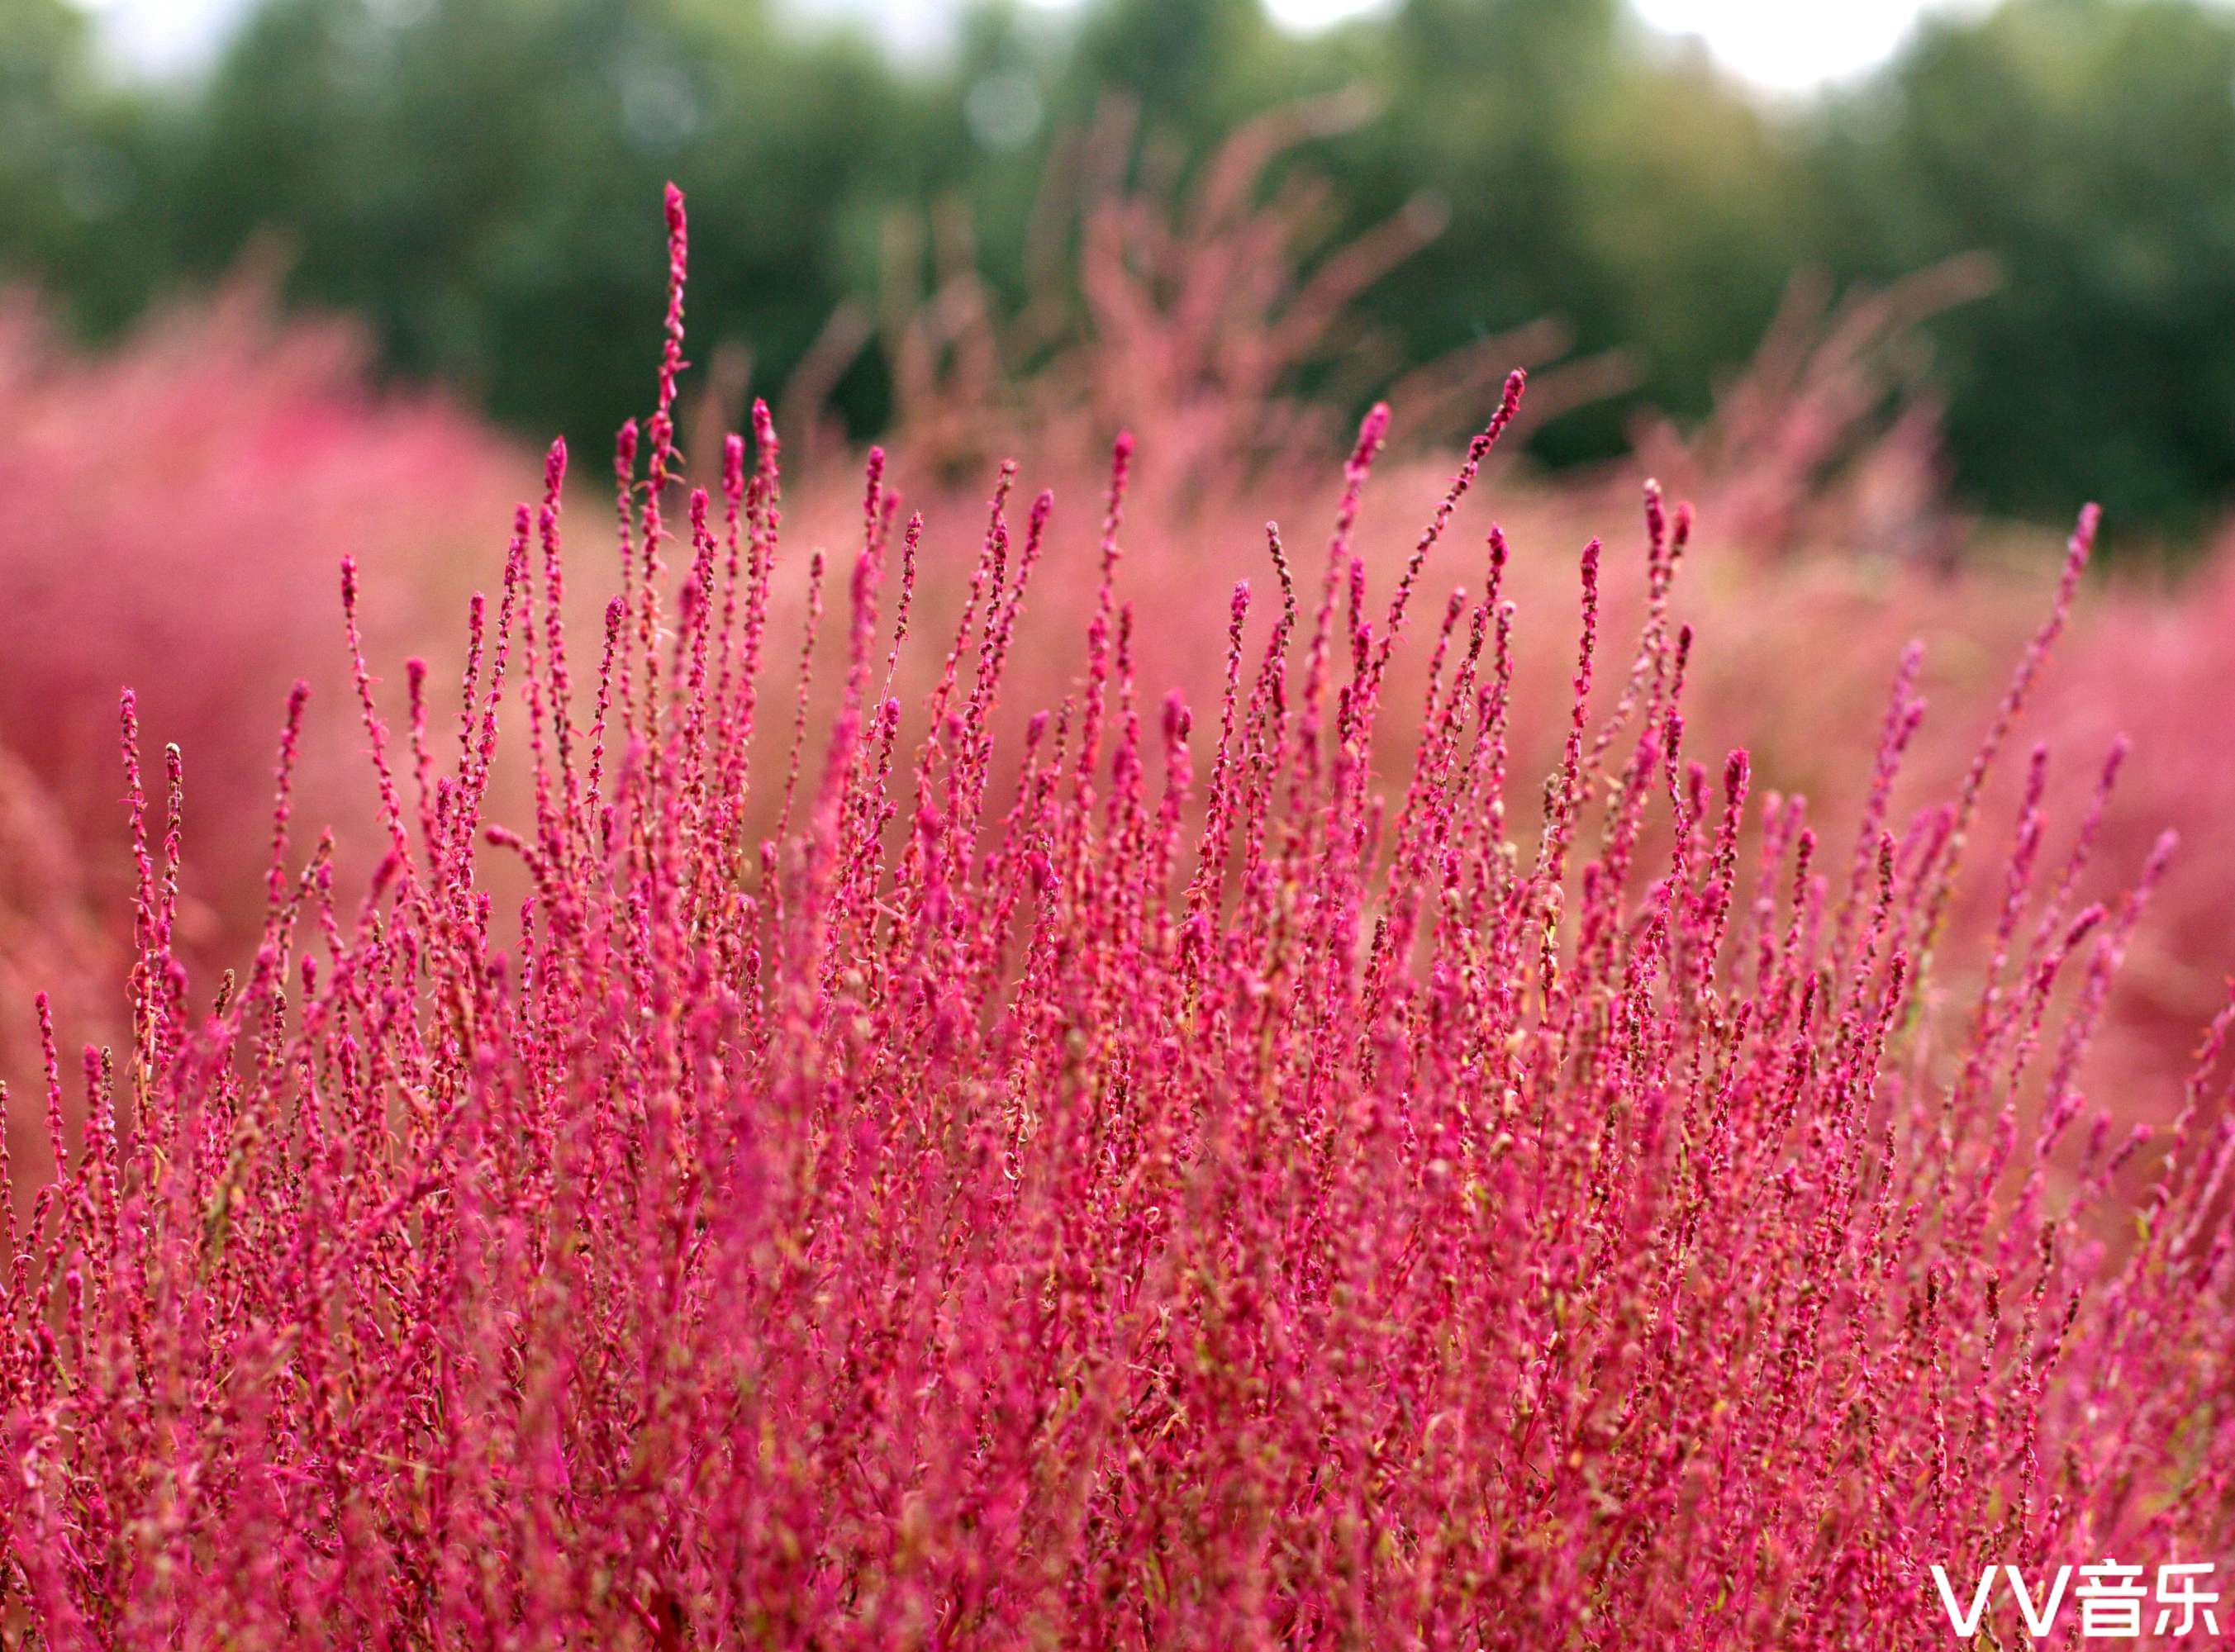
[4, 0, 2233, 534]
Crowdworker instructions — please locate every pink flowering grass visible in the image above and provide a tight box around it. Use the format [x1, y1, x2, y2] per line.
[4, 189, 2234, 1649]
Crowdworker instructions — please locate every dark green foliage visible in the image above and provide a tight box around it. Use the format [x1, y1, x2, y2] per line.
[158, 0, 980, 454]
[1811, 0, 2235, 531]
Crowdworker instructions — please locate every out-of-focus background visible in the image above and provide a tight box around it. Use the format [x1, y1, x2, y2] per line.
[12, 0, 2235, 533]
[4, 0, 2235, 1151]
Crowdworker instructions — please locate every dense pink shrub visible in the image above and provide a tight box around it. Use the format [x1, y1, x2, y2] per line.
[4, 189, 2233, 1648]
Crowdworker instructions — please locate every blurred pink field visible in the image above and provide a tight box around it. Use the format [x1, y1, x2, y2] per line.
[0, 276, 527, 1087]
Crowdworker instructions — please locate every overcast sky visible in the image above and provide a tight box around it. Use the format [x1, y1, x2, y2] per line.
[67, 0, 1989, 94]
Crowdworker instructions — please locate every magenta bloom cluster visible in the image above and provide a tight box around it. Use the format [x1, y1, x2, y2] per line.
[5, 189, 2233, 1649]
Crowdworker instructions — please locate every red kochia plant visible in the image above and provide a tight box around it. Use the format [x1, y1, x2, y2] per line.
[5, 190, 2233, 1649]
